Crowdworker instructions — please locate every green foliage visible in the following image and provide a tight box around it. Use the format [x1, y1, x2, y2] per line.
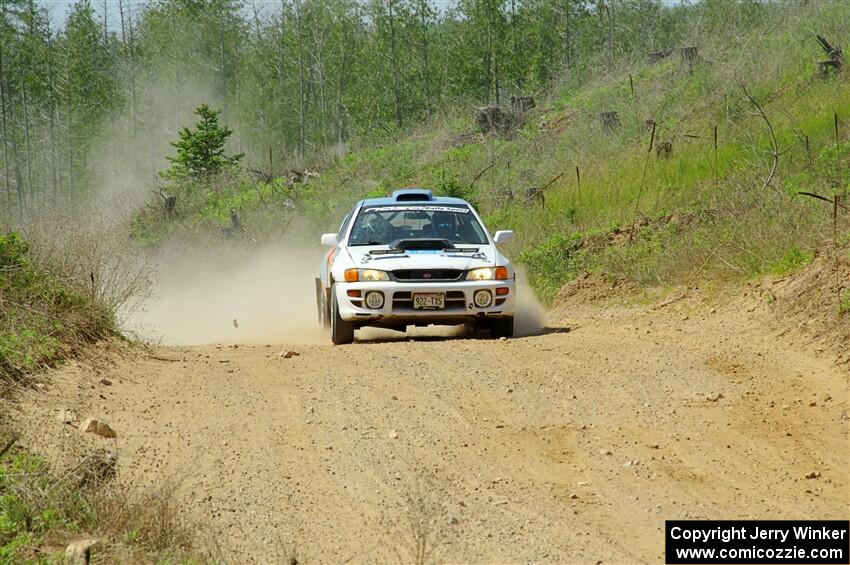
[0, 232, 113, 381]
[163, 104, 243, 180]
[0, 233, 29, 269]
[519, 233, 592, 303]
[768, 247, 814, 277]
[0, 449, 206, 563]
[839, 289, 850, 316]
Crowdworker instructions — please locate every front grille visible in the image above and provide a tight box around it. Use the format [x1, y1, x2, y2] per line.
[392, 290, 466, 310]
[392, 269, 464, 282]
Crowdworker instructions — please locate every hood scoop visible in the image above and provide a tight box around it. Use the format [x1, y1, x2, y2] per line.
[389, 238, 453, 251]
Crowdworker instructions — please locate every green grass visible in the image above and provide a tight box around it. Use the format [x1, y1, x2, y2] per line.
[768, 247, 815, 277]
[839, 289, 850, 316]
[0, 232, 114, 381]
[133, 1, 850, 304]
[0, 449, 210, 563]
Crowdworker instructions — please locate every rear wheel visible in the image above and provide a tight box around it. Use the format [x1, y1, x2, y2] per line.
[331, 286, 355, 345]
[490, 316, 514, 339]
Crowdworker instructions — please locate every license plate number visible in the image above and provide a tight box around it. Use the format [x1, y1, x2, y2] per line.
[412, 293, 445, 309]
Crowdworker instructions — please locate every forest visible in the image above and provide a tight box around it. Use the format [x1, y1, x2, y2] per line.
[0, 0, 687, 219]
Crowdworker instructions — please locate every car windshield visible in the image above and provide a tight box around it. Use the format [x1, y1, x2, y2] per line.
[348, 204, 489, 246]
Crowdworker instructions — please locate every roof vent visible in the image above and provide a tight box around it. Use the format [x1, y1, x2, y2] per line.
[392, 189, 434, 202]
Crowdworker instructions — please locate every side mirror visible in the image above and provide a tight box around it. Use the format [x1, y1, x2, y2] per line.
[493, 230, 515, 245]
[320, 233, 338, 246]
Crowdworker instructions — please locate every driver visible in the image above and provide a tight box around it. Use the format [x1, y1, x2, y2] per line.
[431, 211, 458, 241]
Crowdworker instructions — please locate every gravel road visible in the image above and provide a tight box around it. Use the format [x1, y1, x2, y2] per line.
[21, 287, 849, 563]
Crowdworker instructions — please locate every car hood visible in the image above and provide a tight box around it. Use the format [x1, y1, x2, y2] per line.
[346, 245, 497, 271]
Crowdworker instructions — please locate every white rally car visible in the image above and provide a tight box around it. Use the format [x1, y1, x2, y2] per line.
[316, 189, 516, 344]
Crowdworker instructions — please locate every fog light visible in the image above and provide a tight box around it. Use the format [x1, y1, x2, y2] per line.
[364, 291, 384, 309]
[473, 289, 493, 308]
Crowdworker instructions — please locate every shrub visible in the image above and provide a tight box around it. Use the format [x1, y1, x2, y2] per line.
[520, 233, 592, 304]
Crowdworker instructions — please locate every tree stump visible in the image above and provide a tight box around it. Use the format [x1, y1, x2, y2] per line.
[680, 46, 699, 71]
[496, 186, 514, 206]
[655, 141, 673, 158]
[476, 105, 504, 133]
[599, 111, 620, 133]
[524, 186, 544, 207]
[161, 193, 176, 217]
[648, 50, 671, 64]
[818, 59, 842, 78]
[815, 35, 843, 79]
[510, 95, 536, 112]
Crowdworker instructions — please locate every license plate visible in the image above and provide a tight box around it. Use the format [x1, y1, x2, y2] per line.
[412, 293, 445, 309]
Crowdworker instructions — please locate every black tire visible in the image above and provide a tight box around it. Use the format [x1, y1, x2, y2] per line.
[322, 293, 331, 330]
[490, 316, 514, 339]
[331, 287, 355, 345]
[315, 278, 329, 328]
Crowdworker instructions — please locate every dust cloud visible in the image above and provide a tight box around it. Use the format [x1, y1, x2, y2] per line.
[124, 243, 327, 346]
[514, 267, 548, 337]
[126, 246, 548, 345]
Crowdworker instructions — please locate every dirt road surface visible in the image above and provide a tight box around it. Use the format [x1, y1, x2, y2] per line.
[20, 283, 849, 563]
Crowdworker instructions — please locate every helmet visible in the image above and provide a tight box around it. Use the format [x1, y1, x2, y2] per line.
[432, 211, 456, 239]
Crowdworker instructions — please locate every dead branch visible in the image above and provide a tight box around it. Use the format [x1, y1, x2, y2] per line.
[539, 172, 564, 192]
[797, 191, 849, 211]
[0, 296, 61, 320]
[740, 83, 785, 194]
[469, 162, 496, 187]
[0, 434, 19, 459]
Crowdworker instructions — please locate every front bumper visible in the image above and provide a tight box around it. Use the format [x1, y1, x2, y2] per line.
[334, 280, 515, 325]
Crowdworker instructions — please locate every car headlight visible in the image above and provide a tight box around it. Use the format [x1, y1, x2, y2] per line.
[344, 268, 389, 282]
[466, 266, 510, 280]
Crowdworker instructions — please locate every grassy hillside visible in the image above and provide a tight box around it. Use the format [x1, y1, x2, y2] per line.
[0, 228, 208, 562]
[0, 232, 115, 381]
[135, 2, 850, 304]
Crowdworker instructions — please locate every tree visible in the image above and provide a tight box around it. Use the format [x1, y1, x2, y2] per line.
[162, 103, 243, 180]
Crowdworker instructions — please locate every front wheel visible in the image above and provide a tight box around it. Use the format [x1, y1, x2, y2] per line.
[490, 316, 514, 339]
[331, 286, 355, 345]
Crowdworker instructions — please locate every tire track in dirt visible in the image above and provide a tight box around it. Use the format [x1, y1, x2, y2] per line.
[18, 288, 849, 563]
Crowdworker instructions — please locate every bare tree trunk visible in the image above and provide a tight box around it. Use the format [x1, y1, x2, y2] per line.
[66, 56, 73, 196]
[118, 0, 126, 41]
[486, 0, 499, 105]
[485, 0, 493, 103]
[604, 1, 614, 68]
[0, 21, 12, 221]
[335, 37, 350, 145]
[276, 2, 287, 154]
[295, 0, 306, 160]
[417, 0, 432, 111]
[118, 0, 138, 174]
[21, 75, 34, 205]
[46, 21, 59, 200]
[219, 11, 227, 113]
[10, 122, 25, 220]
[388, 0, 403, 129]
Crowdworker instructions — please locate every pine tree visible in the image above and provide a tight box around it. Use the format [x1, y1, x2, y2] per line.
[163, 103, 243, 180]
